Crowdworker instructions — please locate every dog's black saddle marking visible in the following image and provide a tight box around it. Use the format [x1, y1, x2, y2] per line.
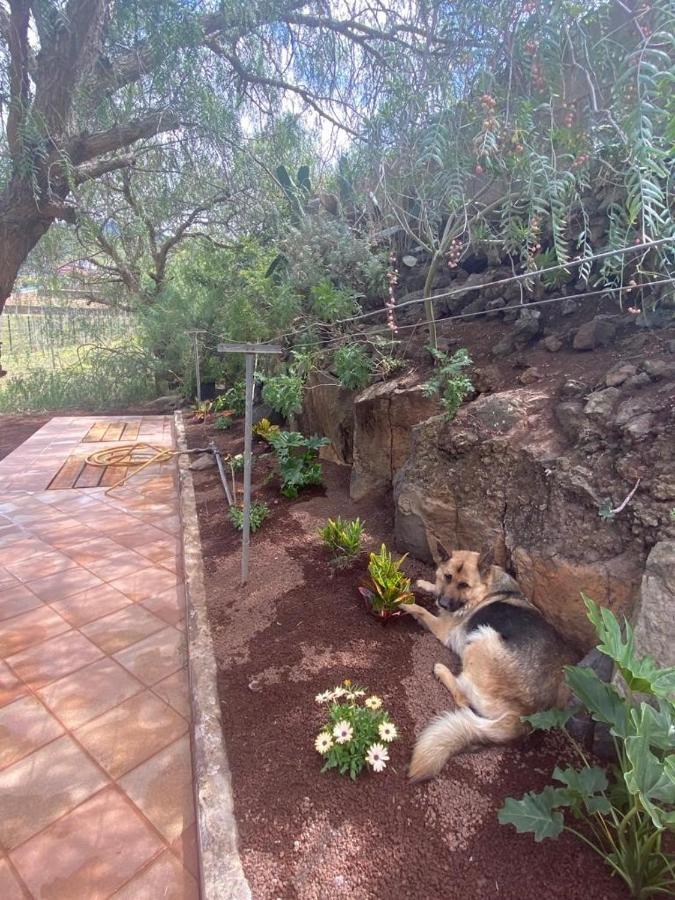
[466, 600, 548, 649]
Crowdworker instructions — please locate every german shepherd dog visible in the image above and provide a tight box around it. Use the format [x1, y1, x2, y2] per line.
[403, 547, 576, 781]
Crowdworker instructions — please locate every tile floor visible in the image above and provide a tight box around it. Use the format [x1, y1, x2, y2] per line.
[0, 416, 199, 899]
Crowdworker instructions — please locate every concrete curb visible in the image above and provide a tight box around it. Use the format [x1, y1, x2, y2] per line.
[175, 411, 252, 900]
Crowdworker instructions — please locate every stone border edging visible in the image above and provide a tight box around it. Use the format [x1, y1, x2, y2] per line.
[174, 411, 252, 900]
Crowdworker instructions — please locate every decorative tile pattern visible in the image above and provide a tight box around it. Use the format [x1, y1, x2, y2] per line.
[0, 416, 197, 897]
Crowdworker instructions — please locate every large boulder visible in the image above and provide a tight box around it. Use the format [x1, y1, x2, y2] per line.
[298, 371, 355, 465]
[393, 389, 644, 650]
[632, 542, 675, 667]
[350, 374, 441, 501]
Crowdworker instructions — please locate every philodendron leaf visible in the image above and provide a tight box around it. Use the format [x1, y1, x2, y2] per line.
[498, 786, 566, 841]
[565, 665, 629, 738]
[624, 721, 675, 829]
[582, 594, 675, 698]
[523, 707, 575, 731]
[630, 701, 675, 752]
[553, 765, 612, 815]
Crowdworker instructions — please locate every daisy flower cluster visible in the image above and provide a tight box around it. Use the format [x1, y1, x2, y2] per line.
[313, 679, 399, 780]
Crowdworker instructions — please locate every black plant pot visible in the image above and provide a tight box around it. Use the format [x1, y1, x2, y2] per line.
[200, 381, 217, 400]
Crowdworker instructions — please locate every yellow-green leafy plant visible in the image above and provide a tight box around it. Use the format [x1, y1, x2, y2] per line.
[498, 596, 675, 899]
[252, 417, 280, 442]
[318, 517, 364, 568]
[314, 680, 399, 780]
[359, 544, 414, 621]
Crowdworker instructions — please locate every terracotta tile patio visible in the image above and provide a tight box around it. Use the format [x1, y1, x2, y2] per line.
[0, 416, 199, 898]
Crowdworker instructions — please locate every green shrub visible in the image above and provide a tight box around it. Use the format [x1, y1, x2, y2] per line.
[310, 279, 358, 323]
[422, 347, 473, 419]
[319, 517, 364, 567]
[267, 430, 329, 498]
[215, 413, 232, 430]
[498, 595, 675, 899]
[360, 544, 414, 619]
[228, 502, 270, 532]
[334, 344, 373, 391]
[215, 382, 246, 417]
[261, 373, 304, 420]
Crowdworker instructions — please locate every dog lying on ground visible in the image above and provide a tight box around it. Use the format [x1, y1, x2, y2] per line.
[403, 546, 576, 782]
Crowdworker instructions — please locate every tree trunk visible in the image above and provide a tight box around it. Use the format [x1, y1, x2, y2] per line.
[0, 220, 52, 312]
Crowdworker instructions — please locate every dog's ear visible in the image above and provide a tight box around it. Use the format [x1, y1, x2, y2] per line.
[477, 547, 495, 579]
[435, 541, 451, 563]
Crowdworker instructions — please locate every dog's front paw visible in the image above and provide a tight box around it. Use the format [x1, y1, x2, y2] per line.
[401, 602, 424, 617]
[433, 662, 450, 682]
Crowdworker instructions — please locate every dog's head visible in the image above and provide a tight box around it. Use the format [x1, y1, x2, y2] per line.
[431, 545, 492, 612]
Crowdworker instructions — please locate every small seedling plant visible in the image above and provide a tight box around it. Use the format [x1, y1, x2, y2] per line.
[498, 596, 675, 899]
[422, 347, 473, 418]
[360, 543, 414, 621]
[228, 502, 269, 533]
[192, 399, 213, 422]
[318, 517, 364, 568]
[267, 430, 329, 498]
[314, 680, 399, 780]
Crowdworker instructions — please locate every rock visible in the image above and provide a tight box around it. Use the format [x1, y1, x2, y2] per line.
[190, 452, 216, 471]
[519, 367, 542, 385]
[472, 366, 500, 395]
[299, 371, 354, 465]
[624, 372, 652, 389]
[573, 316, 617, 350]
[561, 298, 578, 316]
[558, 379, 588, 401]
[555, 401, 586, 442]
[486, 298, 506, 319]
[622, 412, 655, 441]
[633, 542, 675, 667]
[641, 358, 674, 380]
[349, 374, 440, 501]
[402, 255, 417, 267]
[584, 387, 620, 422]
[615, 396, 652, 428]
[492, 332, 515, 357]
[512, 309, 542, 348]
[650, 475, 675, 502]
[605, 364, 637, 387]
[542, 334, 563, 352]
[393, 389, 641, 649]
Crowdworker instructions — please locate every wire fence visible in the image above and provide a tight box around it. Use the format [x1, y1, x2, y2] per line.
[0, 305, 136, 372]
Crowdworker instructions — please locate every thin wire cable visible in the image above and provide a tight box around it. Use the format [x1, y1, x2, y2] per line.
[272, 236, 675, 344]
[283, 276, 675, 352]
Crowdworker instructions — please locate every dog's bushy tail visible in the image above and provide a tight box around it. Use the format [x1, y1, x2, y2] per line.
[408, 708, 524, 782]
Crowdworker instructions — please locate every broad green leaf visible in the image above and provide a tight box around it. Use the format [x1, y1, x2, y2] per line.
[565, 665, 629, 738]
[553, 766, 612, 815]
[629, 701, 675, 752]
[582, 595, 675, 699]
[624, 726, 675, 829]
[498, 787, 566, 841]
[523, 707, 574, 732]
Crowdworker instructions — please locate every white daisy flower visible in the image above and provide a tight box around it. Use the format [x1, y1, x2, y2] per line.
[332, 687, 347, 699]
[365, 695, 382, 710]
[315, 691, 333, 704]
[378, 722, 398, 742]
[352, 689, 366, 697]
[333, 720, 354, 744]
[366, 743, 390, 772]
[314, 732, 333, 755]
